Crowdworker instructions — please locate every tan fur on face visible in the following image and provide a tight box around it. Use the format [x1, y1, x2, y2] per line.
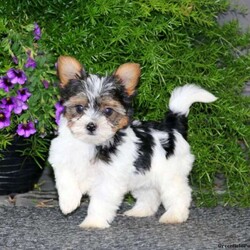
[64, 95, 88, 120]
[63, 95, 129, 132]
[99, 97, 129, 131]
[99, 97, 126, 115]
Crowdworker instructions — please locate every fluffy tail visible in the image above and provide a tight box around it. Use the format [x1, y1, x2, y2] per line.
[169, 84, 217, 116]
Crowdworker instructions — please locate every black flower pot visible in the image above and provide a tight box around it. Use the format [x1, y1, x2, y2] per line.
[0, 137, 44, 195]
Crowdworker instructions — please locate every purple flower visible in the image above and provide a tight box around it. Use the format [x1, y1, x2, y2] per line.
[0, 97, 28, 114]
[16, 121, 36, 137]
[0, 109, 11, 129]
[33, 23, 41, 41]
[7, 68, 27, 85]
[13, 98, 28, 114]
[0, 97, 15, 112]
[25, 57, 36, 69]
[0, 76, 14, 92]
[55, 101, 64, 125]
[42, 80, 49, 89]
[17, 88, 31, 102]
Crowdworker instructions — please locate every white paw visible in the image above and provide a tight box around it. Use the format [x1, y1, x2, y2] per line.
[59, 190, 82, 215]
[79, 216, 110, 229]
[124, 208, 155, 217]
[159, 208, 189, 224]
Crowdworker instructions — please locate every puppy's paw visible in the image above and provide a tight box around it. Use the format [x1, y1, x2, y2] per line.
[60, 197, 81, 215]
[124, 208, 155, 217]
[159, 207, 189, 224]
[79, 216, 110, 229]
[59, 190, 82, 215]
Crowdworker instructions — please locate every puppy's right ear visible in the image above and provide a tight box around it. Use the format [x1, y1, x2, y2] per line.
[57, 56, 84, 87]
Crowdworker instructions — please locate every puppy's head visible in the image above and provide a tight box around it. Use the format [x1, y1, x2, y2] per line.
[57, 56, 141, 145]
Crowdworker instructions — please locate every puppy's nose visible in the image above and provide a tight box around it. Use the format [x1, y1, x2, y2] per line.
[86, 122, 97, 133]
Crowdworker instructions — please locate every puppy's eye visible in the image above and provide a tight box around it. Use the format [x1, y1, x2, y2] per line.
[75, 105, 84, 114]
[103, 107, 113, 116]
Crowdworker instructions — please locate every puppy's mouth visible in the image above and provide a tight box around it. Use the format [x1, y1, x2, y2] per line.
[87, 131, 96, 136]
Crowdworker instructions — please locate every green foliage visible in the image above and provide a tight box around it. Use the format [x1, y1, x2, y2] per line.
[0, 0, 249, 206]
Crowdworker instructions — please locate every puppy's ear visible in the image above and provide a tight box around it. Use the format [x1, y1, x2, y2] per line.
[114, 63, 141, 96]
[57, 56, 84, 87]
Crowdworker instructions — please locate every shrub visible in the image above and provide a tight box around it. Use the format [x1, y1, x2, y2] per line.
[0, 0, 249, 206]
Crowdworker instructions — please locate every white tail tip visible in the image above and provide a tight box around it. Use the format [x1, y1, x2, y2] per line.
[169, 84, 217, 116]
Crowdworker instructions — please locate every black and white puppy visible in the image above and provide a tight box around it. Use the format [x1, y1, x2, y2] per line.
[48, 56, 217, 229]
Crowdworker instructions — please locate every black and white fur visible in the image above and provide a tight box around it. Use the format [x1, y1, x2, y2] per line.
[48, 56, 217, 229]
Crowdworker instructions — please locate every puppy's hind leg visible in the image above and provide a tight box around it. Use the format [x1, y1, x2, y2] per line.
[159, 175, 192, 224]
[124, 188, 161, 217]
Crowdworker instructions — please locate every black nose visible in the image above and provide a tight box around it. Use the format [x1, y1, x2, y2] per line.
[86, 122, 97, 133]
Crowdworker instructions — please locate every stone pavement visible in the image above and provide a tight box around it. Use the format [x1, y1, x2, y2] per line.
[218, 0, 250, 33]
[0, 167, 249, 250]
[0, 204, 250, 250]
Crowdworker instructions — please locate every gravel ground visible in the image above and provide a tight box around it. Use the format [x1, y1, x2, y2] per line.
[0, 205, 250, 250]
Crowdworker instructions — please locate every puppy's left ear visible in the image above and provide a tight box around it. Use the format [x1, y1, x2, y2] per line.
[114, 63, 141, 96]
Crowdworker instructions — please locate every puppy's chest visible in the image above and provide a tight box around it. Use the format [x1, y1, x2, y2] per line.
[95, 144, 118, 164]
[92, 126, 157, 174]
[94, 130, 134, 164]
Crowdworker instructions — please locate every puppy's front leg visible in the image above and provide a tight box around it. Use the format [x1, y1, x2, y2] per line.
[79, 187, 124, 229]
[54, 168, 82, 215]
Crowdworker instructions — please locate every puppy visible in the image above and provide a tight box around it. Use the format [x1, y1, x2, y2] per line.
[48, 56, 217, 229]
